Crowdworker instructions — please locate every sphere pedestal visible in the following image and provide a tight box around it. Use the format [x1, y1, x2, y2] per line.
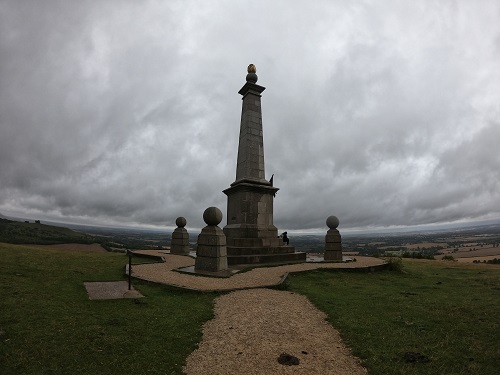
[170, 217, 190, 255]
[324, 216, 342, 262]
[195, 207, 228, 272]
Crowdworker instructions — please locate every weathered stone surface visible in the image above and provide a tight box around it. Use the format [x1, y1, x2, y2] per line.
[227, 237, 283, 248]
[326, 238, 342, 245]
[324, 224, 342, 262]
[219, 68, 306, 265]
[172, 231, 189, 240]
[203, 207, 223, 226]
[176, 216, 187, 228]
[198, 233, 227, 246]
[171, 226, 190, 255]
[224, 184, 278, 235]
[228, 252, 306, 265]
[326, 216, 340, 229]
[195, 255, 228, 272]
[325, 229, 341, 243]
[325, 242, 342, 251]
[227, 246, 296, 256]
[195, 209, 228, 272]
[324, 250, 342, 261]
[235, 81, 266, 182]
[196, 245, 227, 258]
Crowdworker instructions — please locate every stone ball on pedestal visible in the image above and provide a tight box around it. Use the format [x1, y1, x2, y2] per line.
[203, 207, 223, 226]
[326, 216, 340, 229]
[175, 217, 187, 228]
[246, 72, 258, 83]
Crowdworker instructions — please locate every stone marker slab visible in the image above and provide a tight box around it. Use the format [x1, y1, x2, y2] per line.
[84, 281, 144, 300]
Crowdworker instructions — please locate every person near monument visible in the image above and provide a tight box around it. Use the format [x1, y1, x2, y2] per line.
[282, 232, 289, 245]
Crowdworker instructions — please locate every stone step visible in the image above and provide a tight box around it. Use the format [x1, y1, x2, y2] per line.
[226, 237, 283, 247]
[227, 251, 307, 265]
[227, 246, 297, 256]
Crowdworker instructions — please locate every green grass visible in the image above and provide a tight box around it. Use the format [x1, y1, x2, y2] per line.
[286, 260, 500, 375]
[2, 244, 500, 375]
[0, 243, 215, 375]
[0, 219, 92, 244]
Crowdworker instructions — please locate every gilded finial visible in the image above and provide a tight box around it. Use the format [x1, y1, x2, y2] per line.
[247, 64, 256, 73]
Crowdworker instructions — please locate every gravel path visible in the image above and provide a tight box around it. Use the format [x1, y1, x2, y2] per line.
[132, 252, 379, 373]
[131, 252, 385, 291]
[183, 288, 368, 375]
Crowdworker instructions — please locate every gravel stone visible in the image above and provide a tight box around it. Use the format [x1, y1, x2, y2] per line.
[183, 288, 368, 375]
[132, 252, 385, 291]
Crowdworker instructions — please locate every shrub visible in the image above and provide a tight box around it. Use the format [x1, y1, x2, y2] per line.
[386, 257, 404, 272]
[442, 255, 455, 261]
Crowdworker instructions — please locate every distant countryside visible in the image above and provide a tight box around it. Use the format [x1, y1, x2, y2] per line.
[2, 217, 500, 263]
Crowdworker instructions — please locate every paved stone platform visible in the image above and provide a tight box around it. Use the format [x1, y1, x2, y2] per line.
[84, 281, 144, 300]
[131, 251, 387, 292]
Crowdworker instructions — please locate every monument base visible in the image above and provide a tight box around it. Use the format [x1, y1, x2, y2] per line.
[225, 227, 306, 265]
[324, 227, 342, 262]
[226, 245, 306, 265]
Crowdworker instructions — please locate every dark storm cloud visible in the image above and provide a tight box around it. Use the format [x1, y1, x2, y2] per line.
[1, 0, 499, 231]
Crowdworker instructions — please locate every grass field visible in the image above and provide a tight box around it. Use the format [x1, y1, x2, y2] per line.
[1, 243, 499, 374]
[0, 243, 215, 375]
[0, 219, 92, 244]
[286, 260, 500, 375]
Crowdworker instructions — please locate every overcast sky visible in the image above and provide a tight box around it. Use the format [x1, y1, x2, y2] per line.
[1, 0, 499, 233]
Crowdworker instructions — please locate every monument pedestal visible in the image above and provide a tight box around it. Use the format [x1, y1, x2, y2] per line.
[226, 245, 305, 265]
[170, 217, 190, 255]
[195, 208, 228, 272]
[324, 216, 343, 262]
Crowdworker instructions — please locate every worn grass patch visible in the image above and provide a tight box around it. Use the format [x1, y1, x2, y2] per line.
[286, 260, 500, 375]
[0, 243, 215, 375]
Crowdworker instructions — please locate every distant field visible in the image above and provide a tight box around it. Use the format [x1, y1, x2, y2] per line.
[380, 242, 446, 250]
[436, 245, 500, 259]
[405, 242, 446, 249]
[456, 255, 500, 263]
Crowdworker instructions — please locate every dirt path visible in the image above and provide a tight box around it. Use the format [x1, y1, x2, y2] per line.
[183, 288, 367, 375]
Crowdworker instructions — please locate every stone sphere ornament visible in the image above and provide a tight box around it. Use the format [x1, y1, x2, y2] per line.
[246, 64, 258, 83]
[326, 215, 340, 229]
[175, 217, 187, 228]
[203, 207, 223, 226]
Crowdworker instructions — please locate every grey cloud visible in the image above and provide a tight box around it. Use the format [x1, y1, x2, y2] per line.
[1, 0, 500, 231]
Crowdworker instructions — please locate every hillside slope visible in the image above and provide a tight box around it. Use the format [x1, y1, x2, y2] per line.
[0, 218, 94, 244]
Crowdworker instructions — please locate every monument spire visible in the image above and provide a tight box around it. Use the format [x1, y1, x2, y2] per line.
[234, 64, 268, 184]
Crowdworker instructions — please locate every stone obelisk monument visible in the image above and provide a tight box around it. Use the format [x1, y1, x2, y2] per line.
[223, 65, 306, 265]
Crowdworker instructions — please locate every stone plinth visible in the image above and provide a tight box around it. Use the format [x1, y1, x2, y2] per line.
[324, 216, 342, 262]
[195, 207, 228, 272]
[170, 217, 190, 255]
[224, 183, 279, 241]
